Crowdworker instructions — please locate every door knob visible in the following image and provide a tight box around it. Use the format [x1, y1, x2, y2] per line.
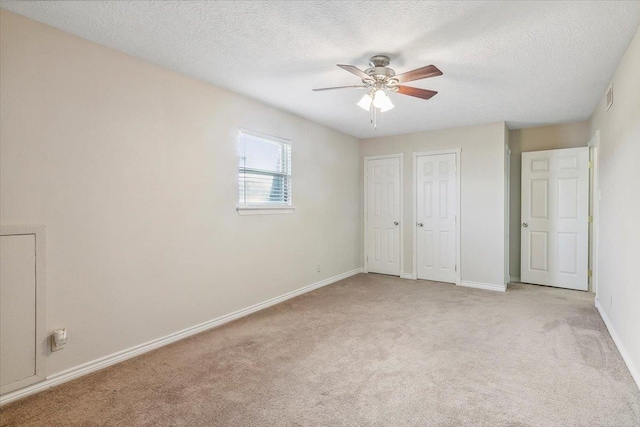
[394, 221, 399, 226]
[417, 223, 424, 227]
[522, 222, 528, 228]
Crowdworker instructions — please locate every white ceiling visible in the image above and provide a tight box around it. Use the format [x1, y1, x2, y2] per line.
[2, 1, 639, 139]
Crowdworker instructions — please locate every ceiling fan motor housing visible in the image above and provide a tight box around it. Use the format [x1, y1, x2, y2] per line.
[368, 55, 391, 68]
[364, 55, 397, 86]
[365, 67, 396, 79]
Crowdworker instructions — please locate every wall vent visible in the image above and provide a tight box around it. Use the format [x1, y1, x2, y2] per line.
[606, 84, 613, 111]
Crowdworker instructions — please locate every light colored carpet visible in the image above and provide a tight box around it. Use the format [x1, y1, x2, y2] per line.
[1, 273, 639, 426]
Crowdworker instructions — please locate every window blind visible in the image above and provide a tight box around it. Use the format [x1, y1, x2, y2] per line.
[238, 131, 292, 206]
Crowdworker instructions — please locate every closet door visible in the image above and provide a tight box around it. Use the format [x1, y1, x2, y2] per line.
[415, 153, 457, 283]
[366, 156, 402, 276]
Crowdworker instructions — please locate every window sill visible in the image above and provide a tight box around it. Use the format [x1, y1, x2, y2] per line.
[236, 206, 295, 216]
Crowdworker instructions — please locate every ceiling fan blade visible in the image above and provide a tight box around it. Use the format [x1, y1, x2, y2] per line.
[394, 65, 443, 83]
[337, 64, 372, 81]
[313, 85, 366, 92]
[396, 86, 438, 100]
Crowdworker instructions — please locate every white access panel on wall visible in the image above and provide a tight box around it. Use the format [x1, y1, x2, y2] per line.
[415, 153, 458, 283]
[365, 155, 402, 276]
[0, 226, 46, 395]
[521, 148, 589, 291]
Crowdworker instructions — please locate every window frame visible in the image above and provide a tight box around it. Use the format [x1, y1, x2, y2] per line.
[236, 129, 294, 215]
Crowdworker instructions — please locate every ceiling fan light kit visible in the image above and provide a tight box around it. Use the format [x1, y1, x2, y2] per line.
[357, 93, 373, 110]
[357, 90, 394, 111]
[314, 55, 442, 129]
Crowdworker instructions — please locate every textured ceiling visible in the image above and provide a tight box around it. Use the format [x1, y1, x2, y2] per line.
[1, 1, 639, 138]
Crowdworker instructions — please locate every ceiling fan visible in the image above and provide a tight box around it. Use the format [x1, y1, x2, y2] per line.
[313, 55, 443, 128]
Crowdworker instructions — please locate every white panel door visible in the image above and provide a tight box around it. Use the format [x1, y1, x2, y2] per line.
[521, 147, 589, 290]
[1, 234, 37, 392]
[416, 154, 457, 283]
[366, 157, 401, 276]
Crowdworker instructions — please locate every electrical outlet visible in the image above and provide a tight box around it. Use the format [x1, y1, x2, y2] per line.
[51, 328, 67, 352]
[316, 264, 321, 272]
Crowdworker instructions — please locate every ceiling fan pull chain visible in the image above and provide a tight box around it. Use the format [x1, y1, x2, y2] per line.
[370, 101, 374, 125]
[373, 105, 377, 130]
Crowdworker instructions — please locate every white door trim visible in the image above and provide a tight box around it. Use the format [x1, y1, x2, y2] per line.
[363, 153, 404, 276]
[412, 149, 461, 285]
[505, 144, 511, 285]
[589, 131, 600, 295]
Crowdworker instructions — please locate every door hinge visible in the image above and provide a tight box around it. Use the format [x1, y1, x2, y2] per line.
[588, 161, 594, 169]
[588, 215, 593, 223]
[588, 269, 593, 278]
[455, 265, 457, 272]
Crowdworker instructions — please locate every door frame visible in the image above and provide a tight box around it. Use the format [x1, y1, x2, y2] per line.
[589, 131, 600, 295]
[363, 153, 404, 276]
[505, 144, 511, 285]
[412, 149, 461, 285]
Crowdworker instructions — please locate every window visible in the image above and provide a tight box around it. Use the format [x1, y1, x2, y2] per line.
[237, 130, 292, 214]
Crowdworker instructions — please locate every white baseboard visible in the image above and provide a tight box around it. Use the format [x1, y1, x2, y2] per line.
[459, 280, 506, 292]
[510, 277, 521, 283]
[402, 273, 417, 280]
[595, 298, 640, 390]
[0, 267, 363, 406]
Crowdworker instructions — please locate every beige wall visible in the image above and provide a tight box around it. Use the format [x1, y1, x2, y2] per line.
[508, 122, 590, 280]
[3, 7, 637, 394]
[0, 11, 361, 376]
[361, 122, 507, 289]
[589, 25, 640, 386]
